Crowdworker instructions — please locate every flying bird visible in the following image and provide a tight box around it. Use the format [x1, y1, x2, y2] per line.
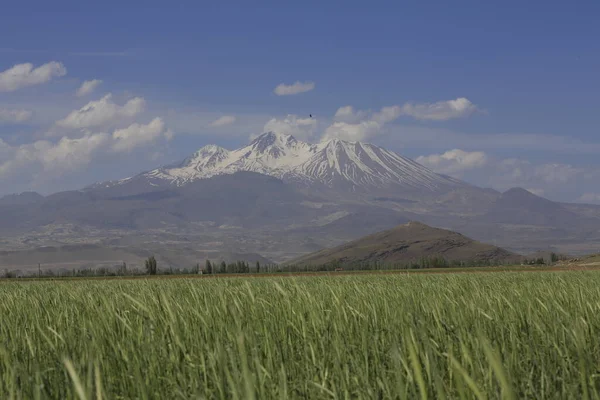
[309, 114, 312, 118]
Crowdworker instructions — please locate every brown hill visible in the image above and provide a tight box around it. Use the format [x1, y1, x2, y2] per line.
[289, 221, 521, 266]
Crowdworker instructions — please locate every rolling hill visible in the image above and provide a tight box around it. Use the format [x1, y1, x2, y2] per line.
[289, 221, 522, 266]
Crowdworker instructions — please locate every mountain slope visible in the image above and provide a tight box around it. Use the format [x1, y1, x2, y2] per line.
[483, 187, 591, 227]
[5, 135, 600, 267]
[104, 132, 464, 193]
[289, 221, 521, 266]
[5, 172, 331, 232]
[0, 192, 44, 206]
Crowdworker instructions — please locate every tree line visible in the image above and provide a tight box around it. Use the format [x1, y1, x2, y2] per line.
[2, 253, 549, 280]
[1, 258, 278, 279]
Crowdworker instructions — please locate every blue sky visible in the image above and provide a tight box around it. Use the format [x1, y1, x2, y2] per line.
[1, 1, 599, 201]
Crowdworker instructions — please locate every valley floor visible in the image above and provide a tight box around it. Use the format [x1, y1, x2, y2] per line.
[1, 270, 599, 398]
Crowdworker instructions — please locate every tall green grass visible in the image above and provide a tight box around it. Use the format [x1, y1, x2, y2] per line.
[1, 272, 599, 398]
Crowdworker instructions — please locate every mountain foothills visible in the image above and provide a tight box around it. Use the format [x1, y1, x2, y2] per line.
[1, 131, 600, 271]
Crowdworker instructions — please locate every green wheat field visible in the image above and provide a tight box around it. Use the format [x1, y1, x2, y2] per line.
[1, 271, 600, 399]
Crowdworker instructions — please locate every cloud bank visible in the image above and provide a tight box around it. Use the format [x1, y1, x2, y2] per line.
[401, 98, 479, 121]
[323, 98, 479, 141]
[0, 118, 173, 182]
[263, 114, 317, 141]
[56, 94, 145, 129]
[417, 148, 600, 202]
[416, 149, 488, 175]
[0, 62, 66, 92]
[112, 118, 172, 152]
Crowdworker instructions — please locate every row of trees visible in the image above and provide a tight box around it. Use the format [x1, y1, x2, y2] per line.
[140, 255, 526, 275]
[3, 252, 564, 279]
[201, 260, 270, 274]
[1, 260, 268, 279]
[147, 258, 268, 275]
[284, 256, 518, 272]
[522, 257, 547, 265]
[521, 253, 564, 265]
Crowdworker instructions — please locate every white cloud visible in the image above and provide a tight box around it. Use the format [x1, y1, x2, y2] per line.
[323, 98, 479, 141]
[56, 94, 145, 129]
[416, 148, 600, 201]
[209, 115, 236, 127]
[401, 97, 479, 121]
[0, 133, 109, 179]
[76, 79, 102, 97]
[322, 121, 381, 142]
[263, 114, 317, 140]
[416, 149, 488, 175]
[274, 81, 315, 96]
[40, 133, 111, 173]
[0, 109, 33, 123]
[112, 118, 171, 153]
[334, 106, 368, 123]
[323, 106, 402, 141]
[421, 151, 582, 186]
[488, 159, 586, 196]
[0, 118, 172, 183]
[323, 104, 402, 141]
[0, 61, 67, 92]
[372, 105, 403, 124]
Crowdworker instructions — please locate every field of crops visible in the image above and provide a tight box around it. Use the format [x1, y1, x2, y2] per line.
[1, 271, 600, 399]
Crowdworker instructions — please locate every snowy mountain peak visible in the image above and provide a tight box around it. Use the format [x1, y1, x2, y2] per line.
[250, 131, 297, 149]
[195, 144, 228, 156]
[245, 132, 313, 162]
[115, 133, 462, 192]
[179, 145, 229, 169]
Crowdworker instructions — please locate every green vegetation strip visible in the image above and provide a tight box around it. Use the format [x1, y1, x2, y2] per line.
[1, 272, 599, 398]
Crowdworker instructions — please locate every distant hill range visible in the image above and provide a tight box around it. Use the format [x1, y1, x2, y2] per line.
[290, 221, 522, 267]
[2, 131, 600, 269]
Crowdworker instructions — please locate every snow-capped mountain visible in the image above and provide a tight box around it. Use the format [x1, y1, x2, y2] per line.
[112, 132, 462, 192]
